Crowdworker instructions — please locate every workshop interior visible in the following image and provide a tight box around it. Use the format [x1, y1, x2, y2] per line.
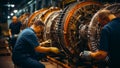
[0, 0, 120, 68]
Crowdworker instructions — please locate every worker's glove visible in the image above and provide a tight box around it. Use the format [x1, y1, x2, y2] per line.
[50, 47, 60, 54]
[79, 50, 92, 61]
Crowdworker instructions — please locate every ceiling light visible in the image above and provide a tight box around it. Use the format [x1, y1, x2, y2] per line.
[13, 10, 18, 13]
[7, 4, 11, 7]
[11, 4, 15, 7]
[11, 13, 14, 16]
[4, 4, 15, 8]
[8, 16, 10, 19]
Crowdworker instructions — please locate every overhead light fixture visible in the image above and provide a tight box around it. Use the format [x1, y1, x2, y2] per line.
[28, 0, 33, 5]
[7, 4, 11, 7]
[11, 4, 15, 7]
[13, 10, 18, 13]
[4, 4, 15, 8]
[11, 13, 14, 16]
[8, 16, 10, 19]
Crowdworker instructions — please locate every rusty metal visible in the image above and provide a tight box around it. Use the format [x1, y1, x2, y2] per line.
[27, 7, 60, 26]
[27, 8, 47, 27]
[57, 2, 102, 60]
[18, 13, 30, 29]
[44, 11, 62, 48]
[27, 7, 62, 42]
[18, 2, 120, 68]
[26, 1, 102, 66]
[24, 1, 103, 67]
[40, 7, 60, 23]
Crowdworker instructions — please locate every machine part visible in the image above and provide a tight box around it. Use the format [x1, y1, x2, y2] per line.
[43, 11, 61, 48]
[57, 1, 102, 63]
[27, 7, 60, 27]
[39, 7, 61, 46]
[28, 7, 60, 25]
[25, 2, 102, 67]
[88, 11, 101, 52]
[88, 3, 120, 52]
[27, 8, 47, 27]
[40, 7, 60, 23]
[18, 13, 30, 29]
[27, 7, 61, 43]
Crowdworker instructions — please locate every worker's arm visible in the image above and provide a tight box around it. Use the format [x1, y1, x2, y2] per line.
[90, 50, 107, 60]
[80, 50, 107, 60]
[35, 46, 59, 54]
[35, 46, 51, 53]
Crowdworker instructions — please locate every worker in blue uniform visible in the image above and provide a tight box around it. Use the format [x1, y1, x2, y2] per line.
[80, 9, 120, 68]
[12, 20, 59, 68]
[9, 16, 22, 51]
